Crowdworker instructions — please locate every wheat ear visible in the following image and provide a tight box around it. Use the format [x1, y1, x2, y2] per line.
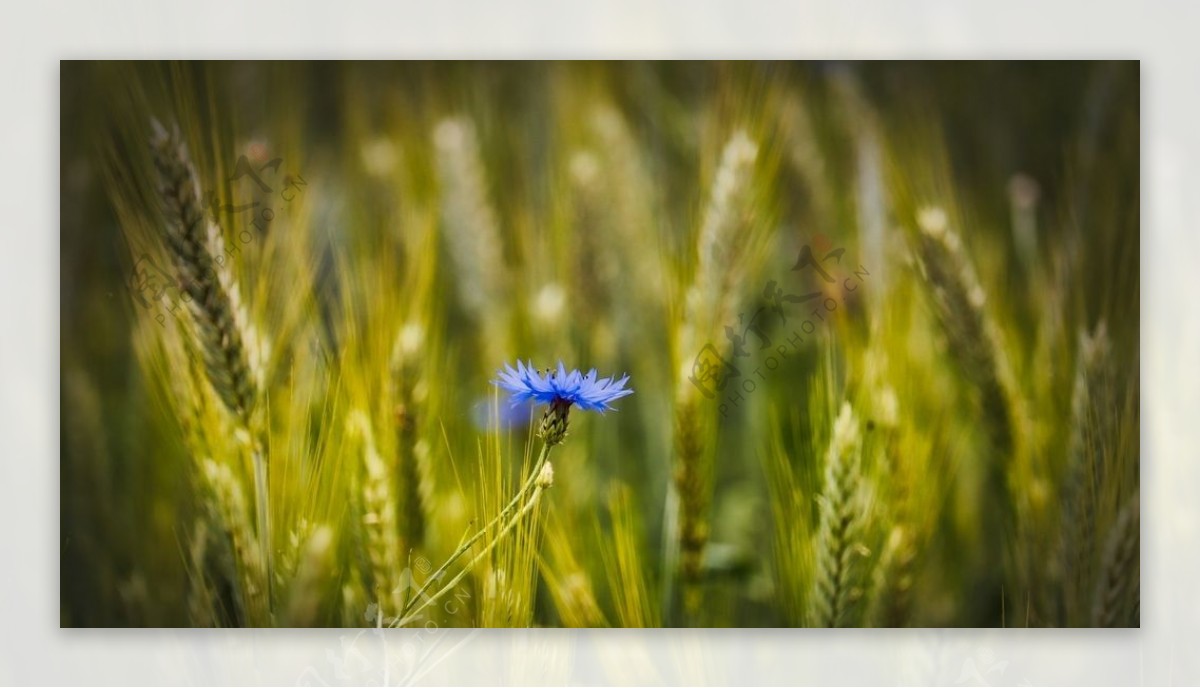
[913, 208, 1022, 605]
[1061, 321, 1117, 624]
[913, 208, 1019, 457]
[391, 322, 432, 556]
[199, 458, 268, 626]
[349, 410, 401, 619]
[810, 402, 866, 627]
[185, 518, 221, 627]
[433, 116, 510, 356]
[284, 526, 334, 627]
[150, 121, 273, 603]
[1092, 493, 1139, 627]
[673, 130, 759, 618]
[149, 121, 263, 422]
[689, 130, 760, 337]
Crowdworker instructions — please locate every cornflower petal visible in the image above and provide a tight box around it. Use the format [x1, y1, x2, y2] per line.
[491, 360, 634, 413]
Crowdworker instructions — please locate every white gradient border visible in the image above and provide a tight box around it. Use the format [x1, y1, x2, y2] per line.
[3, 1, 1191, 684]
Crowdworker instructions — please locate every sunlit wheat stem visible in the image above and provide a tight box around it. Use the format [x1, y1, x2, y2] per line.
[763, 442, 810, 626]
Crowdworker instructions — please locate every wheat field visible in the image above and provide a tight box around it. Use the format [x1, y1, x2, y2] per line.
[59, 61, 1139, 628]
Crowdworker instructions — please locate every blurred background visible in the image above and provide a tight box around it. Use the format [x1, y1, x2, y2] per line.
[60, 61, 1139, 628]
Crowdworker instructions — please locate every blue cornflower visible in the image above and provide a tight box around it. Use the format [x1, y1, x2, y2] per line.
[494, 360, 633, 412]
[494, 361, 633, 445]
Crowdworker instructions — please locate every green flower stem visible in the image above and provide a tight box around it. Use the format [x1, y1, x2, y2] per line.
[394, 477, 548, 627]
[395, 441, 553, 621]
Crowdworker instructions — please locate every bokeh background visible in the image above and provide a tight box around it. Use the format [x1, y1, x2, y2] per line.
[60, 61, 1138, 628]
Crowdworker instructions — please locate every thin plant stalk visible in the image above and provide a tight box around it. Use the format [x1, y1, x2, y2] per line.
[251, 444, 271, 613]
[395, 471, 551, 627]
[395, 441, 554, 621]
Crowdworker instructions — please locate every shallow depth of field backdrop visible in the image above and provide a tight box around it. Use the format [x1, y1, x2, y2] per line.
[60, 61, 1139, 628]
